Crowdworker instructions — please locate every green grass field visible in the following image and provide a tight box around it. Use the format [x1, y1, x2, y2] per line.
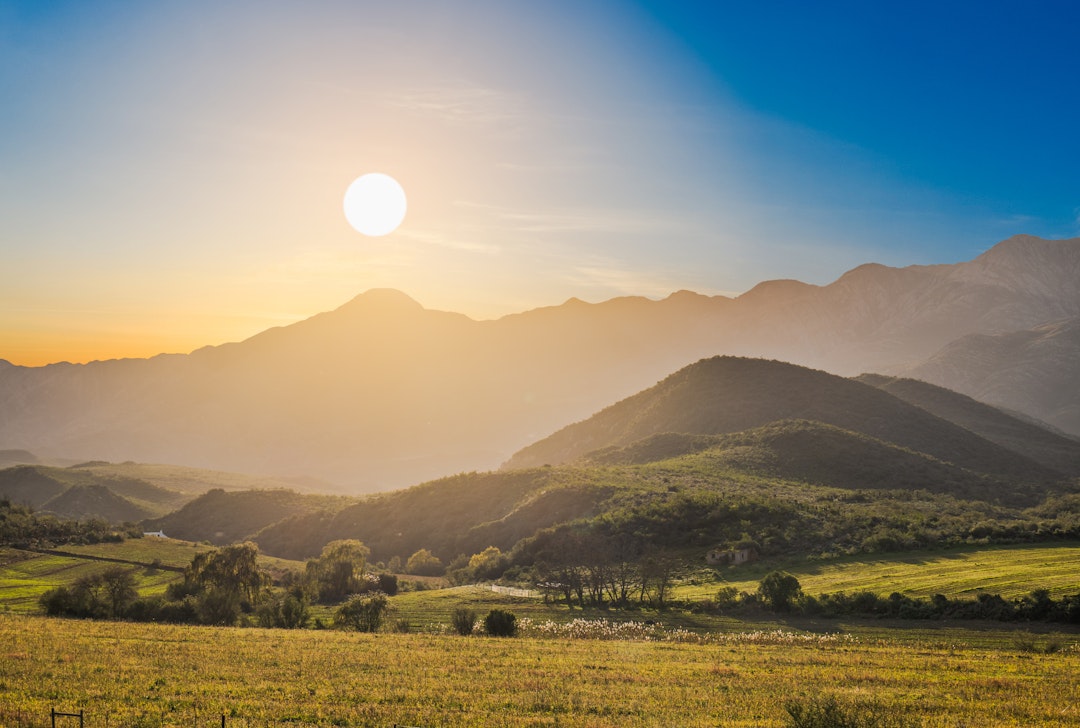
[0, 539, 304, 614]
[0, 613, 1077, 727]
[677, 542, 1080, 600]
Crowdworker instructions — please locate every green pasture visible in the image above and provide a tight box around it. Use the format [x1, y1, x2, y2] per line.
[678, 542, 1080, 600]
[0, 540, 304, 614]
[59, 537, 214, 568]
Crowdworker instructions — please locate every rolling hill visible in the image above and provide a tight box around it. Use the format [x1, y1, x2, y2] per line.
[856, 372, 1080, 475]
[503, 356, 1064, 486]
[1, 235, 1078, 490]
[132, 356, 1079, 564]
[141, 488, 353, 546]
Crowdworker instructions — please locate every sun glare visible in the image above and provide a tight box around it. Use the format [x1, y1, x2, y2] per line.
[343, 173, 407, 236]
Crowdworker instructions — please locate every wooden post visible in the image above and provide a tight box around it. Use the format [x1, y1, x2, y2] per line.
[52, 709, 84, 728]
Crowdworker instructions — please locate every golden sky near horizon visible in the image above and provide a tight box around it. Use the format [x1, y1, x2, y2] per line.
[4, 1, 1075, 367]
[2, 2, 749, 366]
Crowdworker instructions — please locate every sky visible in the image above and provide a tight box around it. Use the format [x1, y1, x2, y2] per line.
[2, 0, 1078, 366]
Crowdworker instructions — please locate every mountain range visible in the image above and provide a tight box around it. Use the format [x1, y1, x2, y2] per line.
[1, 234, 1077, 491]
[131, 356, 1080, 562]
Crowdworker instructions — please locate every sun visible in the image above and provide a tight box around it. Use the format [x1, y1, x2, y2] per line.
[343, 173, 407, 236]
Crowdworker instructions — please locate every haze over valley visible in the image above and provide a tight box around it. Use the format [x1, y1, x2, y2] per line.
[2, 234, 1077, 492]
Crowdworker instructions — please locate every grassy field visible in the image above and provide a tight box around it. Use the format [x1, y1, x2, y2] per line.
[1, 613, 1078, 727]
[0, 539, 304, 614]
[677, 542, 1080, 600]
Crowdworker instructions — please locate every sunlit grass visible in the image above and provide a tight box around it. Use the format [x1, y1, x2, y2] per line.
[0, 614, 1077, 727]
[677, 542, 1080, 600]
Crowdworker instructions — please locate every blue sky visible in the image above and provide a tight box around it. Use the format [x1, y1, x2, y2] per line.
[1, 0, 1078, 364]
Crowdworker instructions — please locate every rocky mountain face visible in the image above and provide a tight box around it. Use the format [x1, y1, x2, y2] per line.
[1, 235, 1077, 491]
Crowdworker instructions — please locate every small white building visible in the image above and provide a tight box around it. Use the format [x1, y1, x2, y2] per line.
[706, 547, 755, 566]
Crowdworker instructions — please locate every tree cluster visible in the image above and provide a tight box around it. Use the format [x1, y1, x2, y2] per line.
[527, 529, 681, 608]
[0, 498, 138, 548]
[40, 565, 138, 619]
[697, 572, 1080, 624]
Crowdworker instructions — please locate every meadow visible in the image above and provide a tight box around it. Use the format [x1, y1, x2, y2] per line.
[1, 613, 1078, 727]
[675, 542, 1080, 601]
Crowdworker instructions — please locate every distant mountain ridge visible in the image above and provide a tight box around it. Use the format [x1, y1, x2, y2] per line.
[1, 235, 1078, 490]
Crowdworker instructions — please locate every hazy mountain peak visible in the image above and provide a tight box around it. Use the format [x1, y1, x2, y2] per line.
[337, 288, 425, 313]
[737, 278, 818, 304]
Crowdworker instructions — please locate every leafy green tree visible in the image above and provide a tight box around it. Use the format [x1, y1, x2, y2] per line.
[256, 588, 311, 629]
[308, 539, 371, 603]
[758, 570, 802, 612]
[468, 546, 504, 579]
[335, 593, 389, 632]
[405, 548, 444, 576]
[167, 542, 271, 624]
[101, 565, 138, 618]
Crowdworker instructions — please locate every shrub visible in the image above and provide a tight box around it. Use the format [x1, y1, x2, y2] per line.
[335, 593, 389, 632]
[784, 695, 914, 728]
[451, 607, 477, 636]
[484, 609, 517, 637]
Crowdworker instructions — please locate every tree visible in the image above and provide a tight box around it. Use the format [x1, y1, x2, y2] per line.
[405, 548, 444, 576]
[639, 551, 680, 607]
[758, 570, 802, 612]
[168, 542, 271, 624]
[335, 593, 389, 632]
[308, 539, 371, 603]
[468, 546, 506, 580]
[101, 565, 138, 618]
[256, 588, 311, 629]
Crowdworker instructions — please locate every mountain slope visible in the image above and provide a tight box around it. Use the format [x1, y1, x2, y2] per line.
[503, 357, 1061, 486]
[40, 484, 153, 523]
[857, 372, 1080, 475]
[903, 317, 1080, 437]
[2, 235, 1078, 489]
[141, 488, 352, 546]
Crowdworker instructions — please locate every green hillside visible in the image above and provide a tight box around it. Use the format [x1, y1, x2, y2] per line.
[0, 537, 304, 614]
[678, 542, 1080, 600]
[857, 373, 1080, 475]
[0, 542, 193, 613]
[586, 420, 1015, 501]
[504, 357, 1062, 485]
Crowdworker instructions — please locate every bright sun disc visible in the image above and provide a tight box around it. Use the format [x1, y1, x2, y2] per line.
[343, 173, 407, 236]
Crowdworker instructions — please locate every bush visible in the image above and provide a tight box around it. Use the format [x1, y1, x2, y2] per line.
[451, 607, 477, 636]
[484, 609, 517, 637]
[335, 593, 389, 632]
[376, 573, 399, 596]
[784, 695, 914, 728]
